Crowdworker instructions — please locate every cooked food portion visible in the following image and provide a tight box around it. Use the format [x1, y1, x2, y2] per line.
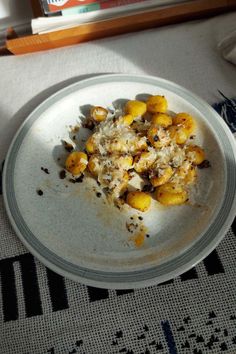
[90, 106, 108, 122]
[126, 191, 152, 212]
[65, 151, 88, 175]
[125, 100, 147, 117]
[156, 183, 188, 206]
[146, 95, 167, 114]
[64, 95, 209, 212]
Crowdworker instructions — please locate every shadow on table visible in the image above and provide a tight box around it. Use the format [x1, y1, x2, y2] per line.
[2, 73, 109, 160]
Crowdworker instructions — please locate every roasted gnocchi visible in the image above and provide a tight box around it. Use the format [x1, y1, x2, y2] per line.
[65, 151, 88, 175]
[124, 100, 147, 117]
[156, 183, 188, 206]
[126, 191, 151, 212]
[146, 95, 167, 114]
[64, 95, 209, 212]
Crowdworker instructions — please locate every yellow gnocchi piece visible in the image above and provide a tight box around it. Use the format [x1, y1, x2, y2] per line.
[134, 152, 156, 173]
[88, 155, 101, 176]
[85, 135, 97, 154]
[146, 95, 168, 114]
[168, 125, 189, 145]
[151, 113, 172, 127]
[119, 171, 130, 194]
[186, 145, 205, 165]
[184, 166, 197, 184]
[90, 106, 108, 122]
[135, 138, 148, 152]
[156, 183, 188, 206]
[108, 138, 147, 155]
[116, 155, 133, 169]
[125, 138, 148, 154]
[147, 126, 159, 148]
[150, 166, 174, 187]
[147, 126, 164, 148]
[119, 114, 134, 126]
[109, 140, 127, 154]
[172, 112, 196, 135]
[126, 191, 151, 212]
[124, 100, 147, 117]
[65, 151, 88, 175]
[111, 171, 130, 199]
[175, 165, 197, 185]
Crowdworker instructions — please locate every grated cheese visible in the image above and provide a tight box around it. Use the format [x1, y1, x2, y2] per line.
[74, 101, 208, 204]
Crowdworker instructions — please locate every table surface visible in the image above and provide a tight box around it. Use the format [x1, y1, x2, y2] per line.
[0, 11, 236, 354]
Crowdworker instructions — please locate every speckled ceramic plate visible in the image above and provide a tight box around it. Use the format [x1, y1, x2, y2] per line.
[3, 74, 236, 289]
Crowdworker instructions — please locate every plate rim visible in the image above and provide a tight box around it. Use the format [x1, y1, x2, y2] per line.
[3, 73, 236, 289]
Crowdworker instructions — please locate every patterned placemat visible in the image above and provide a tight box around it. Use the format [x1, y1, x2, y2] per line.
[0, 96, 236, 354]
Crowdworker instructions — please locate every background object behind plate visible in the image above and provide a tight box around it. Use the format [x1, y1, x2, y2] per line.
[218, 29, 236, 65]
[0, 0, 33, 29]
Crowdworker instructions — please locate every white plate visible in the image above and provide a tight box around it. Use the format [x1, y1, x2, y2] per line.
[3, 74, 236, 289]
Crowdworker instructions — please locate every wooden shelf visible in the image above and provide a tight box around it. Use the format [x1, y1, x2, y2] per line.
[5, 0, 236, 55]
